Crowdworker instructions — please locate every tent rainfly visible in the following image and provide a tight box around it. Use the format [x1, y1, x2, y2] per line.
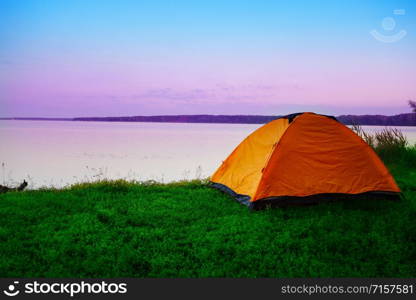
[210, 112, 401, 210]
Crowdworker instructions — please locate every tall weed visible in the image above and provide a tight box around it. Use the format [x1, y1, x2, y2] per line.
[351, 124, 416, 166]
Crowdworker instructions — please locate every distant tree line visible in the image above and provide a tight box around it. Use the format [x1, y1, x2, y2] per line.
[73, 113, 416, 126]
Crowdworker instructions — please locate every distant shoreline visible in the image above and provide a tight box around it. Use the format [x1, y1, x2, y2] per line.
[1, 113, 415, 126]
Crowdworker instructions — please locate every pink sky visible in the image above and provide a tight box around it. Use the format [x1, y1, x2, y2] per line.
[1, 0, 415, 117]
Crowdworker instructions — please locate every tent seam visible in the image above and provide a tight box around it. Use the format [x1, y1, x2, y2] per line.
[252, 115, 300, 201]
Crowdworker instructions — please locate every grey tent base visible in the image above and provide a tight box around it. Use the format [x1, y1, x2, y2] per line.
[209, 182, 401, 211]
[209, 182, 251, 206]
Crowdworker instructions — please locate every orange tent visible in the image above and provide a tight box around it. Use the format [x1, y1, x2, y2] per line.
[210, 112, 400, 209]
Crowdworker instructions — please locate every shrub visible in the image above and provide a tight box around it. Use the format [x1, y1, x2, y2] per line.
[351, 124, 416, 166]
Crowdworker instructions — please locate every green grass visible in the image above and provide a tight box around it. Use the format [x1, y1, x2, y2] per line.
[1, 147, 416, 277]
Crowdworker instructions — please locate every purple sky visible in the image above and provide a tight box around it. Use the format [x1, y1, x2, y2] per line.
[1, 0, 415, 117]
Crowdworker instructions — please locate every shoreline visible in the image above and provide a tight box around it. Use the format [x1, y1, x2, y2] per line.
[1, 112, 415, 126]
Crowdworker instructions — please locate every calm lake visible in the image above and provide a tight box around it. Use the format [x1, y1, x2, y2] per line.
[1, 120, 415, 188]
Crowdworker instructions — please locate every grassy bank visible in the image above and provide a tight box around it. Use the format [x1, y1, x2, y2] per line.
[1, 146, 416, 277]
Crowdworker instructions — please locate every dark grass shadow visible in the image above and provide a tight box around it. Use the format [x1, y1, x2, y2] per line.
[338, 196, 401, 211]
[250, 192, 400, 212]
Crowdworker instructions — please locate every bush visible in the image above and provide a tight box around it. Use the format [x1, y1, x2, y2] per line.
[351, 125, 416, 166]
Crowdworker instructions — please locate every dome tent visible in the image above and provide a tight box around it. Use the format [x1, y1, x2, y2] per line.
[210, 112, 400, 210]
